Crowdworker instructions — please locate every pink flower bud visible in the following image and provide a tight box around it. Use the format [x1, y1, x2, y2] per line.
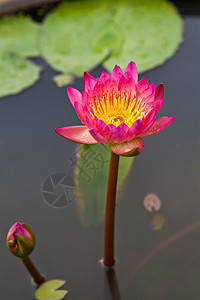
[7, 222, 35, 258]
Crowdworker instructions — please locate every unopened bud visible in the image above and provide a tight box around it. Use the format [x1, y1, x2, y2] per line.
[7, 222, 35, 258]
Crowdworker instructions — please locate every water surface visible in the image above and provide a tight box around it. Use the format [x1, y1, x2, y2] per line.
[0, 15, 200, 300]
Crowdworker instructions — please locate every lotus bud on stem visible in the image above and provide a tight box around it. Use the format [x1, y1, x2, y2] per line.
[104, 151, 120, 267]
[7, 222, 45, 285]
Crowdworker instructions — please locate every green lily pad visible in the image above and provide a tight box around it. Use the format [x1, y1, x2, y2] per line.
[40, 0, 112, 76]
[0, 53, 41, 98]
[103, 0, 183, 73]
[0, 14, 40, 58]
[40, 0, 182, 77]
[35, 280, 68, 300]
[90, 22, 124, 56]
[75, 144, 134, 227]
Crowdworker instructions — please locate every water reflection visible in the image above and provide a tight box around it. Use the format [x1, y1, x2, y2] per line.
[0, 14, 199, 299]
[123, 219, 200, 291]
[105, 268, 121, 300]
[163, 249, 200, 300]
[143, 193, 161, 212]
[150, 213, 166, 230]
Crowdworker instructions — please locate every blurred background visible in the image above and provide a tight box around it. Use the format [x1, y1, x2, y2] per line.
[0, 1, 200, 299]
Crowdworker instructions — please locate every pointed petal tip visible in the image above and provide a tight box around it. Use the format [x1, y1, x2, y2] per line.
[155, 83, 164, 101]
[84, 71, 91, 79]
[84, 71, 96, 91]
[124, 61, 138, 82]
[55, 126, 98, 144]
[55, 127, 62, 135]
[111, 65, 123, 79]
[67, 87, 82, 107]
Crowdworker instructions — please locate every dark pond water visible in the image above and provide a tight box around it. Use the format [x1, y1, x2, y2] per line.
[0, 7, 200, 300]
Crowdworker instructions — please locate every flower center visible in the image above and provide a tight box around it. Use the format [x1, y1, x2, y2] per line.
[89, 91, 146, 127]
[108, 115, 126, 126]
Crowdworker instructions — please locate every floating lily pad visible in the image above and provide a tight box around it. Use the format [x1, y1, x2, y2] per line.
[90, 22, 124, 56]
[35, 280, 68, 300]
[0, 53, 41, 98]
[40, 0, 112, 76]
[0, 14, 40, 58]
[75, 144, 134, 227]
[103, 0, 183, 73]
[40, 0, 182, 77]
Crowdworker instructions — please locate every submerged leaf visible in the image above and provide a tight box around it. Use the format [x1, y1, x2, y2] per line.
[0, 14, 40, 58]
[75, 144, 134, 227]
[0, 53, 41, 98]
[35, 280, 68, 300]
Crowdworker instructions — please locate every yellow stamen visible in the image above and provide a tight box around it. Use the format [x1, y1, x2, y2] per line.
[90, 91, 145, 128]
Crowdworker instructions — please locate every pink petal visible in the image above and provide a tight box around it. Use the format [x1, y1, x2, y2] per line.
[74, 102, 86, 124]
[140, 116, 175, 137]
[85, 113, 95, 130]
[153, 99, 163, 115]
[93, 80, 104, 97]
[100, 70, 110, 83]
[84, 72, 96, 92]
[143, 109, 156, 127]
[107, 123, 129, 143]
[93, 116, 107, 133]
[136, 78, 149, 94]
[109, 137, 144, 157]
[140, 84, 155, 100]
[127, 119, 144, 140]
[138, 109, 160, 135]
[101, 124, 116, 139]
[82, 91, 88, 106]
[67, 87, 82, 107]
[139, 116, 156, 135]
[83, 91, 97, 115]
[111, 65, 123, 80]
[137, 109, 157, 135]
[155, 84, 164, 101]
[55, 126, 98, 144]
[103, 78, 118, 94]
[149, 83, 156, 95]
[124, 61, 138, 83]
[89, 129, 109, 144]
[95, 122, 127, 142]
[118, 75, 136, 95]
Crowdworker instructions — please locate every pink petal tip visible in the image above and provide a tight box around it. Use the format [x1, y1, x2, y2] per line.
[55, 126, 98, 144]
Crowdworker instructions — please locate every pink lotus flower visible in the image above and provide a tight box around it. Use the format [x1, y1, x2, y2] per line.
[56, 62, 174, 156]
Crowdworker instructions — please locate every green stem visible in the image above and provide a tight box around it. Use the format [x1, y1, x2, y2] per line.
[22, 256, 45, 285]
[104, 151, 120, 267]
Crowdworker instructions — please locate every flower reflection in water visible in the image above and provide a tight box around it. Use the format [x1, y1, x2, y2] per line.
[143, 193, 161, 212]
